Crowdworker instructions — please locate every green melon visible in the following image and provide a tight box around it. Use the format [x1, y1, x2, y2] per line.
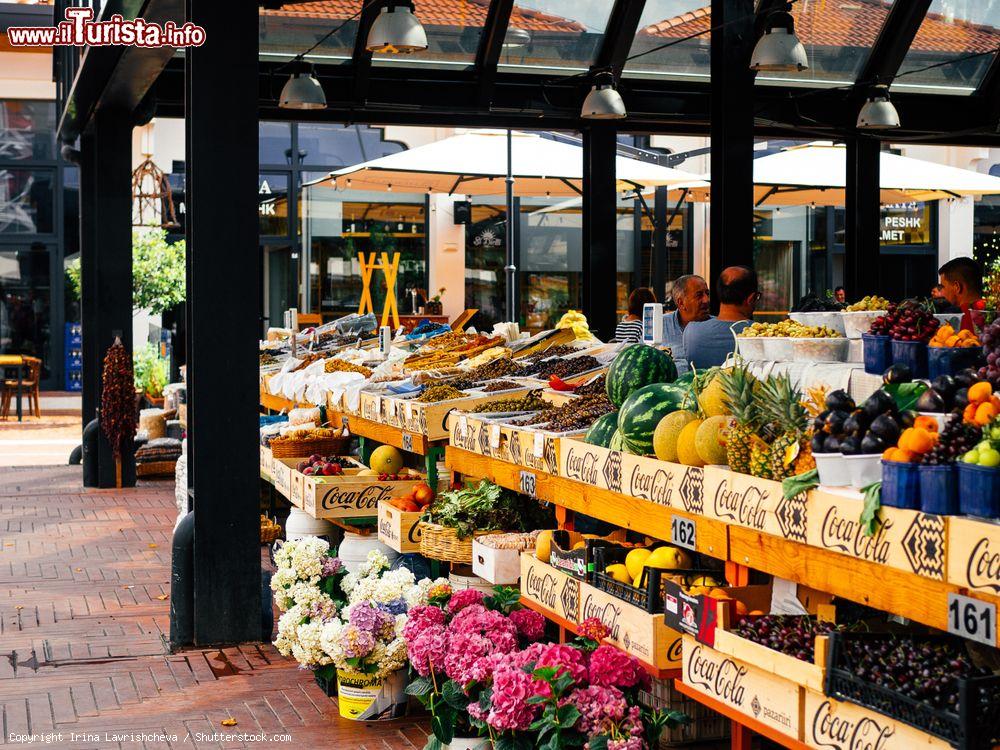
[617, 383, 689, 456]
[584, 412, 619, 448]
[609, 430, 627, 452]
[606, 344, 677, 407]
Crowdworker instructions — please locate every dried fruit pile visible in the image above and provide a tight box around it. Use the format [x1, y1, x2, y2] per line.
[447, 357, 526, 389]
[574, 375, 606, 396]
[513, 394, 615, 432]
[417, 384, 468, 403]
[471, 391, 550, 413]
[323, 359, 373, 376]
[522, 355, 601, 379]
[481, 380, 523, 392]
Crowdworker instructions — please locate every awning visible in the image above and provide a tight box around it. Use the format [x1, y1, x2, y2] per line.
[674, 143, 1000, 206]
[310, 130, 705, 198]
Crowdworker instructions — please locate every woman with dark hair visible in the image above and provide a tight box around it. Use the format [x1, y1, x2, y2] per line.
[613, 288, 656, 343]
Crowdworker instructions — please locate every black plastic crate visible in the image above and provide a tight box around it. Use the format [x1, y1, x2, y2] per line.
[590, 546, 723, 614]
[824, 632, 1000, 750]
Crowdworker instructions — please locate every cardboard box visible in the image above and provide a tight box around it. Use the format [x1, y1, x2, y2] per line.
[377, 501, 423, 553]
[473, 540, 522, 585]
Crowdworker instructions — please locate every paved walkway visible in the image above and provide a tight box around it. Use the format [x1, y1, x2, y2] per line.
[0, 466, 430, 749]
[0, 417, 81, 467]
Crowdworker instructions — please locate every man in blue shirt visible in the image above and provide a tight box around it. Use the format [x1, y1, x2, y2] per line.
[683, 266, 760, 369]
[663, 275, 710, 374]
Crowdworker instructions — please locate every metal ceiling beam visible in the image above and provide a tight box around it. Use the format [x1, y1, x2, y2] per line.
[352, 0, 383, 103]
[856, 0, 931, 86]
[475, 0, 514, 106]
[592, 0, 647, 78]
[975, 51, 1000, 132]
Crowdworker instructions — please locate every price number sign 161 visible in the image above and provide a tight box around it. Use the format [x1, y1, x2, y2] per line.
[947, 593, 996, 647]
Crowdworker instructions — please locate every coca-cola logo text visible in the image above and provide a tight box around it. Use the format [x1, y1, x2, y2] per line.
[320, 484, 392, 511]
[820, 506, 891, 564]
[630, 465, 675, 506]
[525, 566, 559, 610]
[686, 645, 747, 705]
[713, 481, 767, 529]
[810, 699, 894, 750]
[564, 447, 600, 485]
[581, 593, 622, 642]
[966, 538, 1000, 593]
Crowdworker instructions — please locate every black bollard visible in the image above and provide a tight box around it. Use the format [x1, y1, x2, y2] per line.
[261, 569, 274, 642]
[81, 418, 100, 487]
[169, 511, 195, 650]
[68, 445, 82, 465]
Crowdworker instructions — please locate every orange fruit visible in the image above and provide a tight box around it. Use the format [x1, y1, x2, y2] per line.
[734, 601, 748, 616]
[975, 402, 998, 426]
[707, 589, 731, 600]
[969, 381, 993, 404]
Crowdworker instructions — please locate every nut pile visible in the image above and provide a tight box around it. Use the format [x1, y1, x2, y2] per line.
[574, 375, 606, 396]
[324, 359, 373, 376]
[523, 355, 601, 379]
[481, 380, 523, 392]
[513, 394, 615, 431]
[418, 384, 468, 403]
[471, 390, 549, 413]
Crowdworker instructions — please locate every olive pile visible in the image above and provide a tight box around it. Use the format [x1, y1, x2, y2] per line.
[471, 390, 549, 413]
[417, 384, 468, 403]
[514, 394, 615, 431]
[448, 357, 526, 389]
[481, 380, 522, 392]
[523, 355, 601, 379]
[573, 375, 606, 396]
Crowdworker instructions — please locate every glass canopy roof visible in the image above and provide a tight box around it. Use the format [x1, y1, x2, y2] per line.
[258, 0, 1000, 95]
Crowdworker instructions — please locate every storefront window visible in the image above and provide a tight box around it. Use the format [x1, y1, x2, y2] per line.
[880, 202, 933, 247]
[259, 121, 292, 166]
[259, 172, 290, 236]
[0, 244, 51, 379]
[974, 195, 1000, 268]
[0, 101, 56, 161]
[297, 124, 404, 168]
[465, 203, 507, 330]
[0, 168, 55, 235]
[519, 201, 582, 331]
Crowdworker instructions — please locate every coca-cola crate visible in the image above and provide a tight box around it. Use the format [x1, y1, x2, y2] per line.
[590, 545, 723, 614]
[825, 632, 1000, 750]
[295, 469, 429, 520]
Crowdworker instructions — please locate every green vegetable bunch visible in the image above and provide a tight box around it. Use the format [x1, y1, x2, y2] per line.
[424, 479, 553, 539]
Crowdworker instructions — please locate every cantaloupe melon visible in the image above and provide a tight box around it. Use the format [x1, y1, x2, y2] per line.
[695, 415, 732, 466]
[653, 410, 699, 462]
[676, 419, 705, 467]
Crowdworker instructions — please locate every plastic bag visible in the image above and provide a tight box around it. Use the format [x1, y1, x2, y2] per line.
[288, 407, 321, 426]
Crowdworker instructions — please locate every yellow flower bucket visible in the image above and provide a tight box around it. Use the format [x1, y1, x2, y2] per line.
[336, 669, 406, 721]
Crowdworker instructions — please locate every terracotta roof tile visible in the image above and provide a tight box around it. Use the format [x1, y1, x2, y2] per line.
[266, 0, 585, 33]
[640, 0, 1000, 54]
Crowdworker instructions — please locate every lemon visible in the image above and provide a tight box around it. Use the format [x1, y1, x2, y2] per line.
[535, 530, 555, 563]
[605, 564, 632, 584]
[646, 546, 693, 570]
[625, 548, 652, 579]
[688, 575, 720, 588]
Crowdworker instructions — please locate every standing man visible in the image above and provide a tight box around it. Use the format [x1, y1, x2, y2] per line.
[938, 257, 984, 332]
[662, 275, 711, 374]
[683, 266, 760, 368]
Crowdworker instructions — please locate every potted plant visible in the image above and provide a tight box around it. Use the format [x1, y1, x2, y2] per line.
[426, 287, 445, 316]
[133, 343, 170, 406]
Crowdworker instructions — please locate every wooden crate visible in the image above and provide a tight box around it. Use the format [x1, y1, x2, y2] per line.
[712, 629, 828, 693]
[578, 580, 683, 671]
[946, 515, 1000, 595]
[681, 635, 802, 741]
[801, 687, 951, 750]
[271, 458, 295, 501]
[701, 465, 808, 543]
[260, 446, 273, 478]
[359, 390, 387, 423]
[383, 391, 530, 441]
[296, 469, 427, 520]
[519, 552, 581, 626]
[449, 412, 581, 476]
[377, 501, 424, 553]
[806, 487, 947, 581]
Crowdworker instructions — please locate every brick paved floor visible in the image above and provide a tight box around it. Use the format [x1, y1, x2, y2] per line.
[0, 466, 430, 749]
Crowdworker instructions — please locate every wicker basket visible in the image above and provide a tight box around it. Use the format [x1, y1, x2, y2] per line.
[418, 522, 492, 564]
[270, 435, 350, 459]
[136, 460, 177, 478]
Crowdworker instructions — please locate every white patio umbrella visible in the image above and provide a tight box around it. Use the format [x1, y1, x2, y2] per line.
[674, 143, 1000, 206]
[309, 130, 705, 197]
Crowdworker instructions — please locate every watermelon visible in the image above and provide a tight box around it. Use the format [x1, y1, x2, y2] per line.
[606, 344, 677, 407]
[609, 430, 627, 452]
[617, 383, 689, 455]
[584, 412, 619, 447]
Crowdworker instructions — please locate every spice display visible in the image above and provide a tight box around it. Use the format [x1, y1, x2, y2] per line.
[405, 334, 503, 370]
[323, 359, 373, 376]
[291, 352, 326, 371]
[470, 390, 549, 413]
[460, 346, 509, 370]
[417, 384, 467, 403]
[481, 380, 523, 392]
[574, 374, 606, 396]
[522, 354, 601, 379]
[100, 339, 137, 470]
[513, 394, 615, 431]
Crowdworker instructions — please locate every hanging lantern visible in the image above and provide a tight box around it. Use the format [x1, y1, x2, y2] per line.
[132, 156, 180, 228]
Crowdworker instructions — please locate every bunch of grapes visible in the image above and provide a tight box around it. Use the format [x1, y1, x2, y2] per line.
[920, 414, 980, 465]
[842, 636, 991, 711]
[734, 615, 844, 663]
[978, 318, 1000, 389]
[868, 301, 939, 342]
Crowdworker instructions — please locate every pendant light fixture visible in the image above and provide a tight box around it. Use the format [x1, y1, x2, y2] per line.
[857, 85, 900, 130]
[279, 61, 327, 110]
[581, 70, 626, 120]
[750, 3, 808, 72]
[366, 1, 427, 54]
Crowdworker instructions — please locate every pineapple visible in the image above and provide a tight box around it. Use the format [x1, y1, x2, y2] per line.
[749, 434, 774, 479]
[718, 365, 759, 475]
[758, 374, 814, 480]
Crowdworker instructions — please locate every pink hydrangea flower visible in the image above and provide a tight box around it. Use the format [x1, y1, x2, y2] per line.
[448, 605, 518, 653]
[447, 588, 485, 614]
[531, 642, 588, 685]
[509, 608, 546, 642]
[588, 645, 649, 690]
[406, 623, 447, 677]
[571, 684, 628, 736]
[340, 624, 376, 659]
[578, 617, 611, 643]
[403, 604, 446, 641]
[487, 665, 538, 731]
[443, 631, 496, 684]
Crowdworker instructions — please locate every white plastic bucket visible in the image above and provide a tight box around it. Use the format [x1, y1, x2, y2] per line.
[841, 311, 887, 339]
[336, 668, 406, 720]
[285, 508, 335, 541]
[338, 530, 398, 574]
[814, 452, 850, 487]
[845, 454, 883, 489]
[449, 570, 497, 596]
[445, 739, 490, 750]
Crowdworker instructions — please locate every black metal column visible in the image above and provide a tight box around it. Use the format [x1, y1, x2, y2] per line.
[652, 185, 668, 299]
[709, 0, 756, 280]
[87, 108, 136, 489]
[79, 131, 98, 433]
[184, 0, 261, 646]
[844, 137, 881, 299]
[581, 126, 618, 340]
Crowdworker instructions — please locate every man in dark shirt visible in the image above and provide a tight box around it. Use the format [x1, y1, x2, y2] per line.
[683, 267, 760, 368]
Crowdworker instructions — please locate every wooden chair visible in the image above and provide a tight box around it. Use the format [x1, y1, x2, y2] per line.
[1, 356, 42, 419]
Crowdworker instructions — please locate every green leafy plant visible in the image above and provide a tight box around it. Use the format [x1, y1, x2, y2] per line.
[423, 479, 553, 539]
[133, 343, 170, 398]
[132, 228, 186, 314]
